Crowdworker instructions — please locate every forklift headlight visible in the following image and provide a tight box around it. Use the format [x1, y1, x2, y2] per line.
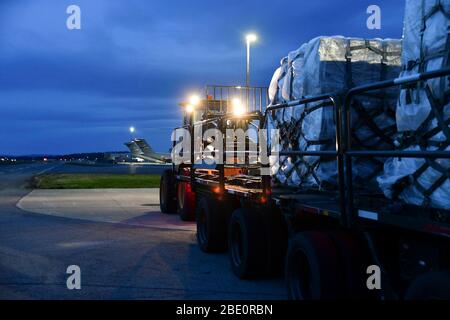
[232, 98, 245, 116]
[185, 104, 194, 113]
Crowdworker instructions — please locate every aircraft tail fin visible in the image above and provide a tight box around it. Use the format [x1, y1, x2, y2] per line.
[124, 141, 143, 158]
[133, 139, 155, 156]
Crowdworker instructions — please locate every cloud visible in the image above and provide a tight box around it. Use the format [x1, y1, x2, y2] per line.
[0, 0, 405, 154]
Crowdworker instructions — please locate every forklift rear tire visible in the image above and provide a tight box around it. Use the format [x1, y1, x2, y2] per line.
[159, 169, 177, 213]
[196, 196, 227, 252]
[177, 181, 196, 221]
[285, 231, 342, 300]
[228, 208, 267, 278]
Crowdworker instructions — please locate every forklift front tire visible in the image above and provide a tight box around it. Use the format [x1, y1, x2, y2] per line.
[160, 169, 177, 214]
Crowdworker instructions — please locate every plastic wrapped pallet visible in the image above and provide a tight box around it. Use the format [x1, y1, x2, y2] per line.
[267, 36, 402, 189]
[377, 0, 450, 209]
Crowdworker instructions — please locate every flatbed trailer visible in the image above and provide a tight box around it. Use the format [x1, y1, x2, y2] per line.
[160, 68, 450, 299]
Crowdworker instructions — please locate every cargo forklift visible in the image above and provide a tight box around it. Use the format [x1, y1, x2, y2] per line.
[160, 68, 450, 299]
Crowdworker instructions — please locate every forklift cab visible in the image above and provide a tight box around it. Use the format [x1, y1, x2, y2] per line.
[179, 98, 229, 126]
[180, 85, 270, 126]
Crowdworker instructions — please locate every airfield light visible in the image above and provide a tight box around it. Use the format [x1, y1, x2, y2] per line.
[232, 98, 245, 116]
[189, 94, 201, 106]
[245, 33, 258, 88]
[246, 33, 258, 43]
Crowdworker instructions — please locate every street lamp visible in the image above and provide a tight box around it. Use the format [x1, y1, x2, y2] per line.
[129, 126, 136, 140]
[245, 33, 257, 88]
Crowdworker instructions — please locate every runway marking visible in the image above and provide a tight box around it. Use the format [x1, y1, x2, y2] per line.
[36, 165, 60, 175]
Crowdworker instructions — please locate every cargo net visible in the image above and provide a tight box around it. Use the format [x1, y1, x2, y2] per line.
[377, 0, 450, 210]
[268, 37, 401, 191]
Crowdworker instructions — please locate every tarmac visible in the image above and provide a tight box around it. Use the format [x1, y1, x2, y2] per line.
[17, 188, 195, 231]
[0, 162, 286, 299]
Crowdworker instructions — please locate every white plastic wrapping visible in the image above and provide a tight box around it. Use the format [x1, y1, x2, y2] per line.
[377, 0, 450, 209]
[396, 0, 450, 131]
[268, 36, 402, 189]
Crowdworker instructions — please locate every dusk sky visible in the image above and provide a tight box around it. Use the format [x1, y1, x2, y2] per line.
[0, 0, 405, 155]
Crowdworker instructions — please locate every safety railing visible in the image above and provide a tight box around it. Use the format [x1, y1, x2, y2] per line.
[263, 93, 346, 221]
[205, 85, 269, 114]
[342, 67, 450, 227]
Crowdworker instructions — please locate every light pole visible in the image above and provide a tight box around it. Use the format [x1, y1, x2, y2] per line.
[245, 33, 257, 88]
[129, 126, 135, 140]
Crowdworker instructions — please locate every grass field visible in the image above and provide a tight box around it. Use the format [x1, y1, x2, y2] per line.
[31, 173, 161, 189]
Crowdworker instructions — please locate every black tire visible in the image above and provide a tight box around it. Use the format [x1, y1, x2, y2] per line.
[196, 196, 227, 252]
[327, 232, 369, 299]
[404, 271, 450, 300]
[285, 231, 343, 300]
[177, 182, 196, 221]
[159, 169, 176, 213]
[263, 207, 288, 276]
[228, 208, 267, 278]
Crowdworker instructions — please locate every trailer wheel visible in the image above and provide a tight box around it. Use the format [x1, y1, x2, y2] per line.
[263, 207, 288, 276]
[159, 169, 176, 213]
[404, 271, 450, 300]
[196, 196, 227, 252]
[177, 181, 196, 221]
[328, 232, 368, 299]
[285, 231, 342, 300]
[228, 208, 267, 278]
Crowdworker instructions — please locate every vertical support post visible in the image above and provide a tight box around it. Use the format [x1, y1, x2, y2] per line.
[219, 118, 225, 192]
[246, 39, 250, 88]
[190, 119, 195, 190]
[332, 95, 347, 226]
[343, 94, 354, 228]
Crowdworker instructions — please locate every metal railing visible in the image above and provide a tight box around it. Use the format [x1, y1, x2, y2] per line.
[263, 93, 346, 221]
[261, 67, 450, 227]
[342, 67, 450, 227]
[205, 85, 269, 113]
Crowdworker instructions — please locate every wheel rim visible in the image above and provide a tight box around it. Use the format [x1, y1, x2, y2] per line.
[288, 249, 312, 300]
[197, 208, 208, 245]
[230, 220, 244, 267]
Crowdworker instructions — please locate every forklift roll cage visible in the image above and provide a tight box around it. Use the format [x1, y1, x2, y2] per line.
[172, 67, 450, 238]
